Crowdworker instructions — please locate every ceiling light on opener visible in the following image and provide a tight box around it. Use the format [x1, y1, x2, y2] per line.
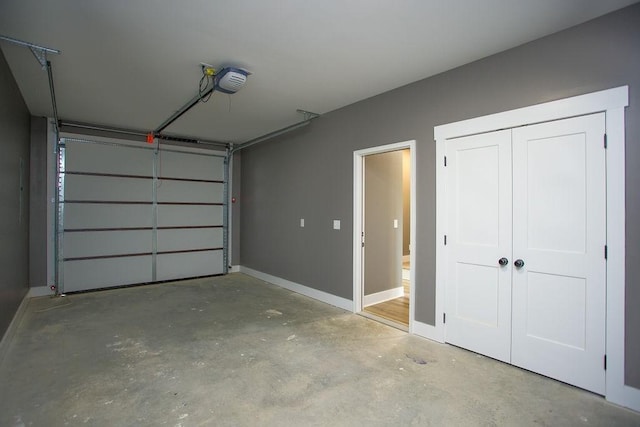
[215, 67, 251, 94]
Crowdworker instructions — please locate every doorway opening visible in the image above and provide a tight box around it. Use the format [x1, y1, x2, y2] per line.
[353, 140, 416, 332]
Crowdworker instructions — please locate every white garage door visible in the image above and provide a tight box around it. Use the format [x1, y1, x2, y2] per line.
[57, 136, 227, 293]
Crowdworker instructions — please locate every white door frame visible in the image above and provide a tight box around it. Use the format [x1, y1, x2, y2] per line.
[353, 140, 416, 332]
[434, 86, 637, 410]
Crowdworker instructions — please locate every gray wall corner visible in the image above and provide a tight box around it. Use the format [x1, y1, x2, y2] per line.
[0, 47, 31, 337]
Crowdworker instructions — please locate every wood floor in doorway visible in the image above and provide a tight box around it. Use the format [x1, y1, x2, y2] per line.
[363, 280, 409, 326]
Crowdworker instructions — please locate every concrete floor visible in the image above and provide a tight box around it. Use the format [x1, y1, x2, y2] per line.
[1, 273, 639, 426]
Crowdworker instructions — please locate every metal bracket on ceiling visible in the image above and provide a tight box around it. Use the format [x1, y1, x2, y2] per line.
[0, 35, 62, 135]
[0, 35, 61, 69]
[230, 109, 320, 155]
[29, 46, 48, 69]
[297, 109, 320, 121]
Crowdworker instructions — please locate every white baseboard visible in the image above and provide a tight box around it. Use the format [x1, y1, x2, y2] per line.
[412, 320, 445, 343]
[363, 286, 404, 307]
[29, 286, 54, 297]
[239, 266, 353, 312]
[607, 384, 640, 413]
[229, 265, 240, 273]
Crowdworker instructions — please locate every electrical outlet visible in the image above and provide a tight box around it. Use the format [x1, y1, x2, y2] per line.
[333, 220, 341, 230]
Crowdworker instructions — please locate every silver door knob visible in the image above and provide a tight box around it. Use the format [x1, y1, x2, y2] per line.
[498, 257, 509, 266]
[514, 259, 525, 268]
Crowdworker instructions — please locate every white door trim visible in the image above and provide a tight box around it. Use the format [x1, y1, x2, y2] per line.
[435, 86, 636, 410]
[353, 140, 416, 332]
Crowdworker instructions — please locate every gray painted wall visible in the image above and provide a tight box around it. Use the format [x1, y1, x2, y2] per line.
[364, 151, 403, 296]
[29, 117, 48, 288]
[240, 4, 640, 387]
[0, 48, 30, 337]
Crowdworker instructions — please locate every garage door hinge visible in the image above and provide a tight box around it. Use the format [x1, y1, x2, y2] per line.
[604, 133, 608, 149]
[444, 156, 447, 167]
[604, 245, 608, 260]
[443, 312, 446, 324]
[604, 354, 607, 370]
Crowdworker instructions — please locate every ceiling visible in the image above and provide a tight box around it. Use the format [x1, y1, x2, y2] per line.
[0, 1, 636, 144]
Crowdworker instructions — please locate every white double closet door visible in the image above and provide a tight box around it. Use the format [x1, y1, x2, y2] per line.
[445, 113, 606, 394]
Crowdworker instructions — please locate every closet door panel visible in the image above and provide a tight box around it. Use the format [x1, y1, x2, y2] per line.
[444, 129, 513, 363]
[511, 113, 606, 394]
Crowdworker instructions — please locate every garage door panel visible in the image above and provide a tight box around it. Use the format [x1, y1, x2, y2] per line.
[65, 141, 153, 175]
[64, 256, 153, 292]
[156, 180, 223, 203]
[157, 228, 222, 252]
[64, 230, 152, 258]
[59, 137, 226, 293]
[159, 150, 224, 181]
[64, 203, 153, 229]
[157, 205, 223, 227]
[156, 251, 224, 281]
[65, 175, 153, 202]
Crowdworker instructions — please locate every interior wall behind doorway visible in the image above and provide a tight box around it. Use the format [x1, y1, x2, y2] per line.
[364, 150, 404, 297]
[402, 150, 411, 257]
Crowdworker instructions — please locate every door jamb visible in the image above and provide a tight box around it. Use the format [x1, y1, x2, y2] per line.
[353, 140, 416, 332]
[434, 86, 635, 410]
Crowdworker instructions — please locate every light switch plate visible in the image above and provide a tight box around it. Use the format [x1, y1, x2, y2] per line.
[300, 218, 305, 227]
[333, 220, 341, 230]
[393, 219, 399, 229]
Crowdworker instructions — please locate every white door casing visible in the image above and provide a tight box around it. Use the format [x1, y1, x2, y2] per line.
[511, 114, 606, 394]
[353, 140, 417, 332]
